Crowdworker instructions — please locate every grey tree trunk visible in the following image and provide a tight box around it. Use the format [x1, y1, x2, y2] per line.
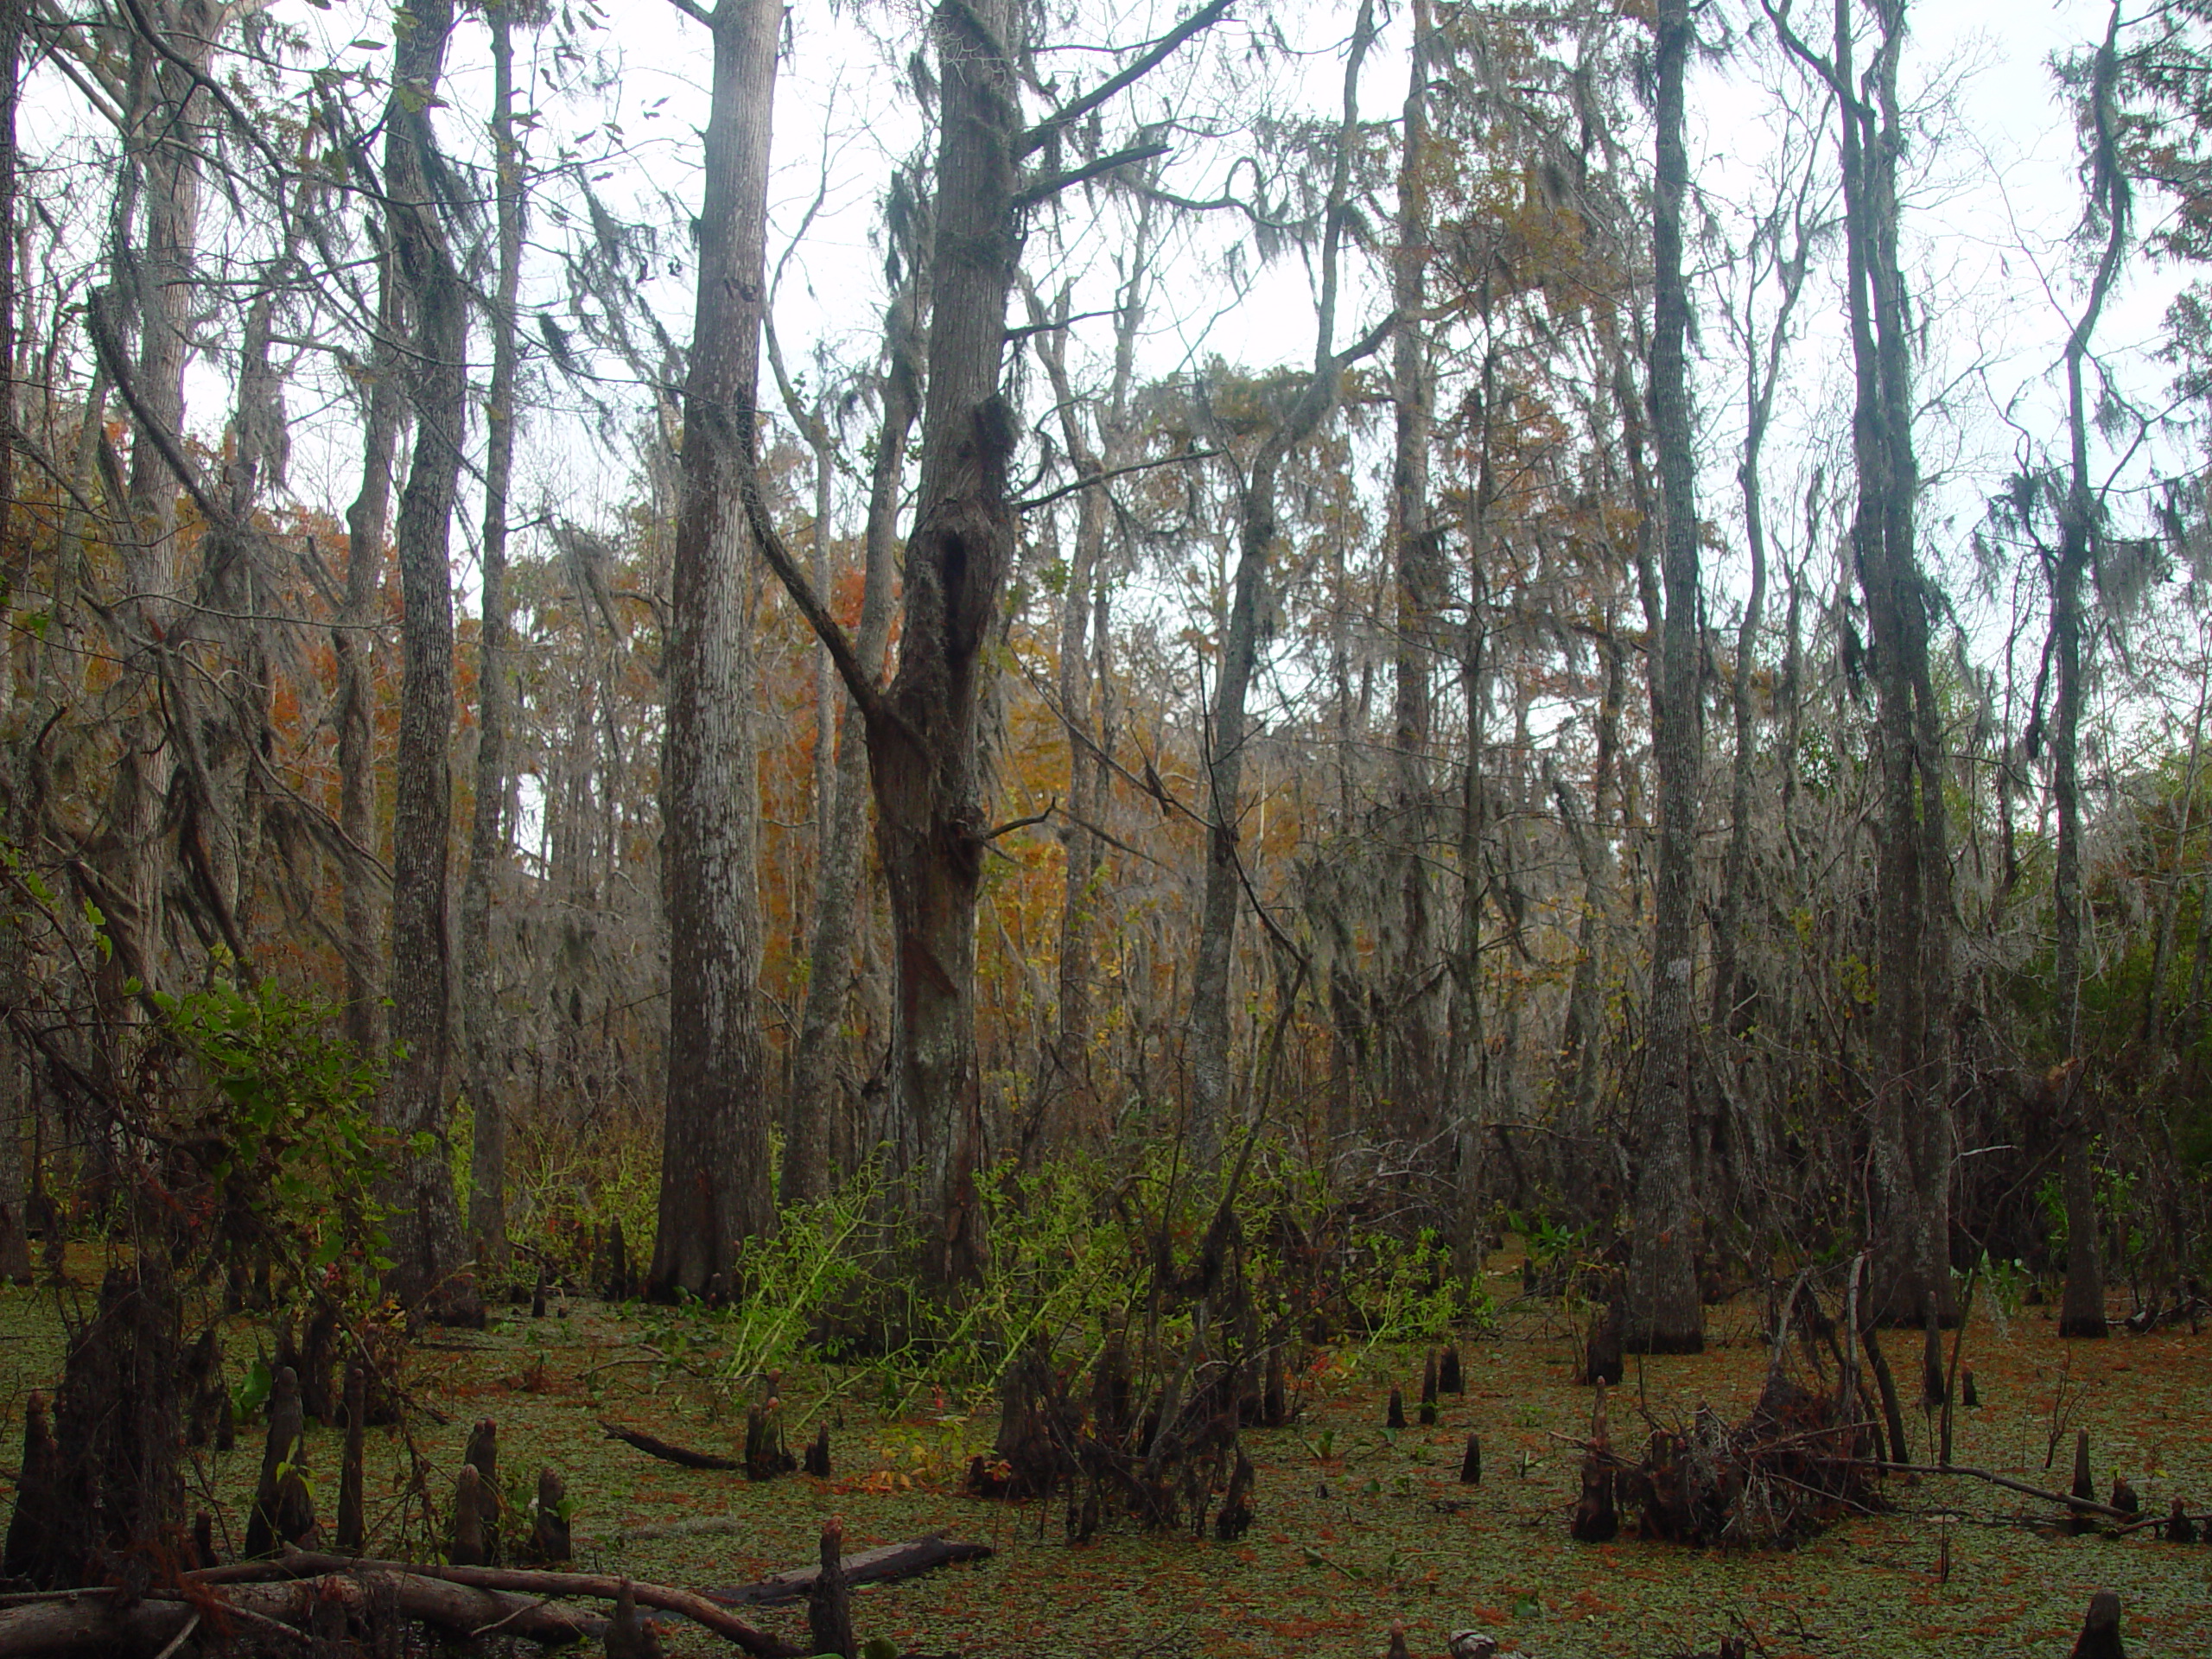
[0, 0, 28, 1284]
[338, 245, 402, 1065]
[1022, 225, 1148, 1157]
[781, 271, 918, 1206]
[856, 0, 1029, 1278]
[2054, 3, 2127, 1342]
[1774, 0, 1955, 1326]
[1712, 199, 1811, 1037]
[651, 0, 781, 1299]
[1622, 0, 1705, 1356]
[85, 0, 218, 1071]
[1386, 0, 1441, 1147]
[379, 0, 473, 1319]
[461, 4, 525, 1274]
[1190, 0, 1379, 1167]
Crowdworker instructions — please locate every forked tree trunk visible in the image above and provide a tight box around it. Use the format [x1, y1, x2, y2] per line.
[1621, 0, 1704, 1356]
[380, 0, 472, 1317]
[652, 0, 781, 1298]
[842, 0, 1029, 1279]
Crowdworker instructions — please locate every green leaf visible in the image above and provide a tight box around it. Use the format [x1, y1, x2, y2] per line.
[235, 1357, 273, 1420]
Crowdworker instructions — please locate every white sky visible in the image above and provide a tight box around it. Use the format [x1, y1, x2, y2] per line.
[22, 0, 2207, 638]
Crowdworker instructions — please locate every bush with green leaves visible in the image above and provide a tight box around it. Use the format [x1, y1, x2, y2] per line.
[152, 952, 392, 1315]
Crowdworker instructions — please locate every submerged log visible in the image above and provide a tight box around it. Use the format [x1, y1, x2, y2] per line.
[0, 1571, 606, 1655]
[711, 1534, 994, 1606]
[201, 1548, 791, 1656]
[600, 1418, 740, 1471]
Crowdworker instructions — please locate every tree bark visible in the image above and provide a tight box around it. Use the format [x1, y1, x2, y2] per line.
[2054, 2, 2127, 1342]
[0, 0, 26, 1287]
[379, 0, 472, 1318]
[652, 0, 781, 1297]
[841, 0, 1029, 1278]
[781, 269, 918, 1206]
[338, 241, 403, 1065]
[1773, 0, 1956, 1326]
[1190, 0, 1380, 1167]
[1021, 225, 1149, 1156]
[461, 2, 525, 1274]
[1387, 0, 1441, 1146]
[1622, 0, 1705, 1355]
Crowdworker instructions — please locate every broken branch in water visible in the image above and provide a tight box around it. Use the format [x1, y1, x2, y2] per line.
[598, 1417, 741, 1470]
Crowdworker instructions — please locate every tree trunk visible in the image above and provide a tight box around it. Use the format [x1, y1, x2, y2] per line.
[651, 0, 781, 1298]
[835, 0, 1031, 1281]
[2054, 3, 2126, 1341]
[0, 0, 27, 1286]
[85, 0, 218, 1092]
[1774, 0, 1955, 1326]
[1621, 0, 1704, 1356]
[380, 0, 472, 1319]
[781, 271, 918, 1206]
[1387, 0, 1441, 1147]
[461, 3, 524, 1274]
[1190, 0, 1378, 1167]
[338, 245, 402, 1065]
[1023, 227, 1148, 1156]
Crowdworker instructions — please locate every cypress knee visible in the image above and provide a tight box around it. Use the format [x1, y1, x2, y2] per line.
[807, 1518, 854, 1659]
[337, 1363, 366, 1554]
[1459, 1432, 1482, 1485]
[3, 1391, 58, 1584]
[2068, 1589, 2124, 1659]
[452, 1463, 490, 1567]
[1439, 1344, 1463, 1395]
[1386, 1387, 1407, 1431]
[531, 1466, 572, 1563]
[2072, 1429, 2096, 1536]
[245, 1366, 303, 1558]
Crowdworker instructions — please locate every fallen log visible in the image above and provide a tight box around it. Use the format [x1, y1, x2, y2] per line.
[0, 1571, 604, 1656]
[226, 1548, 799, 1656]
[711, 1534, 994, 1606]
[1868, 1460, 2135, 1521]
[600, 1418, 741, 1471]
